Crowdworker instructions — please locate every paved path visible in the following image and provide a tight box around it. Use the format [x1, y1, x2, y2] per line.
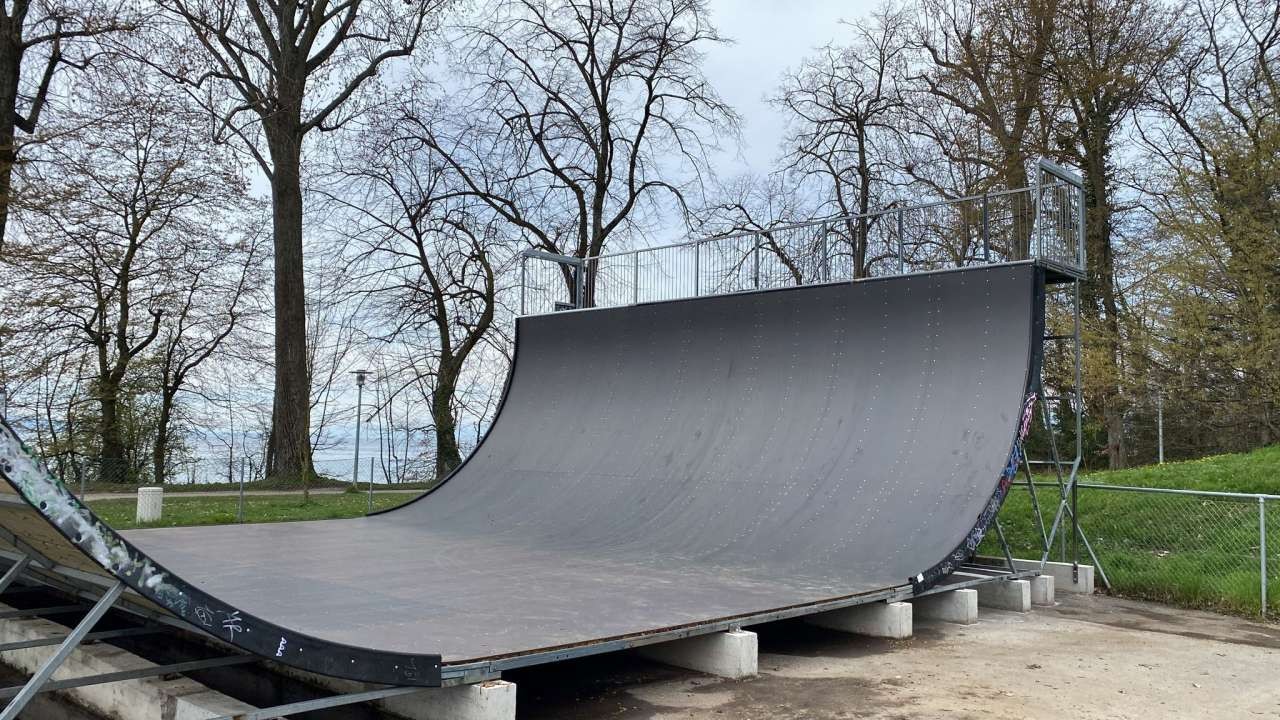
[83, 487, 423, 502]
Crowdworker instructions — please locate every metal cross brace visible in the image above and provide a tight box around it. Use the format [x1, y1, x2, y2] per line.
[0, 581, 124, 720]
[0, 557, 31, 596]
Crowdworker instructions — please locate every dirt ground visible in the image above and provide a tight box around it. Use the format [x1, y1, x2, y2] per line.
[511, 593, 1280, 719]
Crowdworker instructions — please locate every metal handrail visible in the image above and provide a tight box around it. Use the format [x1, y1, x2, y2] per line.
[520, 159, 1087, 314]
[589, 181, 1071, 263]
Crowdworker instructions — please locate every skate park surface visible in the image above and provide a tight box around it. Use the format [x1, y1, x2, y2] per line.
[514, 593, 1280, 720]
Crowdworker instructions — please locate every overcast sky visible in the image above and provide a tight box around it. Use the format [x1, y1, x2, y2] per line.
[701, 0, 879, 177]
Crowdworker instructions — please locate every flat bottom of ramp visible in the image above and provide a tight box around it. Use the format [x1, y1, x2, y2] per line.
[123, 517, 897, 665]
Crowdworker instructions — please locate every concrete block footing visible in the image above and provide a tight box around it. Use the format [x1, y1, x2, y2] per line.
[272, 665, 516, 720]
[974, 578, 1031, 612]
[395, 680, 516, 720]
[1031, 574, 1056, 605]
[990, 558, 1094, 594]
[639, 629, 758, 679]
[805, 601, 912, 639]
[910, 588, 978, 624]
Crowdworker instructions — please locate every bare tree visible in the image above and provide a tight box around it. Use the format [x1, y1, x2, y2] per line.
[694, 172, 813, 285]
[332, 118, 501, 479]
[910, 0, 1058, 257]
[0, 0, 133, 248]
[423, 0, 738, 305]
[772, 10, 908, 278]
[153, 228, 265, 484]
[153, 0, 448, 483]
[5, 56, 248, 481]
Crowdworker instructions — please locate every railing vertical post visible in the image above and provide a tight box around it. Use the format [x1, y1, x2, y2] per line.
[632, 251, 640, 304]
[575, 260, 586, 309]
[693, 240, 700, 296]
[1077, 183, 1086, 271]
[1262, 496, 1268, 618]
[519, 255, 527, 315]
[896, 208, 905, 274]
[820, 224, 830, 282]
[981, 194, 990, 263]
[752, 238, 760, 288]
[1034, 168, 1043, 261]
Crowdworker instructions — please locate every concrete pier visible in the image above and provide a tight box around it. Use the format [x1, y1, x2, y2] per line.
[271, 664, 516, 720]
[910, 588, 979, 624]
[1030, 574, 1056, 605]
[973, 578, 1031, 612]
[639, 630, 758, 679]
[805, 601, 913, 639]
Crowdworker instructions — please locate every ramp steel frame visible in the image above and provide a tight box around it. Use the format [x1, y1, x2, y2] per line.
[0, 555, 258, 719]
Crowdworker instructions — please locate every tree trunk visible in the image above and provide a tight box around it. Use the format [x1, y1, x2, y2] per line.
[153, 390, 175, 485]
[432, 364, 461, 481]
[264, 130, 313, 486]
[0, 28, 23, 249]
[1080, 121, 1126, 469]
[97, 380, 127, 483]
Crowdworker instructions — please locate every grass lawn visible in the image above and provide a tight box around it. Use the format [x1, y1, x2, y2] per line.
[982, 445, 1280, 618]
[87, 491, 416, 531]
[1076, 443, 1280, 495]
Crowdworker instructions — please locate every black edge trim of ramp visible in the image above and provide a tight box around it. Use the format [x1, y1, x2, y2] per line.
[0, 261, 1046, 686]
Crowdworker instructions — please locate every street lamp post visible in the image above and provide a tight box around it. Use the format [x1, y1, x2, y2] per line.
[351, 370, 369, 490]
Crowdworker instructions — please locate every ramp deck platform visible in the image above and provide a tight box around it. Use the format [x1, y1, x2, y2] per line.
[0, 262, 1046, 687]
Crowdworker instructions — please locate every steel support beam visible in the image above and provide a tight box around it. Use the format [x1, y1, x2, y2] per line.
[0, 605, 85, 620]
[0, 656, 255, 700]
[0, 627, 162, 653]
[207, 686, 428, 720]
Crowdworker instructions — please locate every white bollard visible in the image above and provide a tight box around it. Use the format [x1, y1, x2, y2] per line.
[136, 486, 163, 523]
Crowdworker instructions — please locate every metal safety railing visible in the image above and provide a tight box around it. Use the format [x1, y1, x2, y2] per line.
[520, 159, 1085, 314]
[996, 482, 1277, 619]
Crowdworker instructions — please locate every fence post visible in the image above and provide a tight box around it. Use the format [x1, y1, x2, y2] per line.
[896, 208, 905, 274]
[632, 251, 640, 304]
[1157, 392, 1165, 464]
[519, 255, 527, 315]
[1262, 496, 1268, 618]
[236, 457, 245, 523]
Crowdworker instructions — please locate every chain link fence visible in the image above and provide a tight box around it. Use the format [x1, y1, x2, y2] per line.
[993, 483, 1278, 618]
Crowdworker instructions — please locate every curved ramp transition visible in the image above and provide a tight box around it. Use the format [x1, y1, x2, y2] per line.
[0, 262, 1045, 686]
